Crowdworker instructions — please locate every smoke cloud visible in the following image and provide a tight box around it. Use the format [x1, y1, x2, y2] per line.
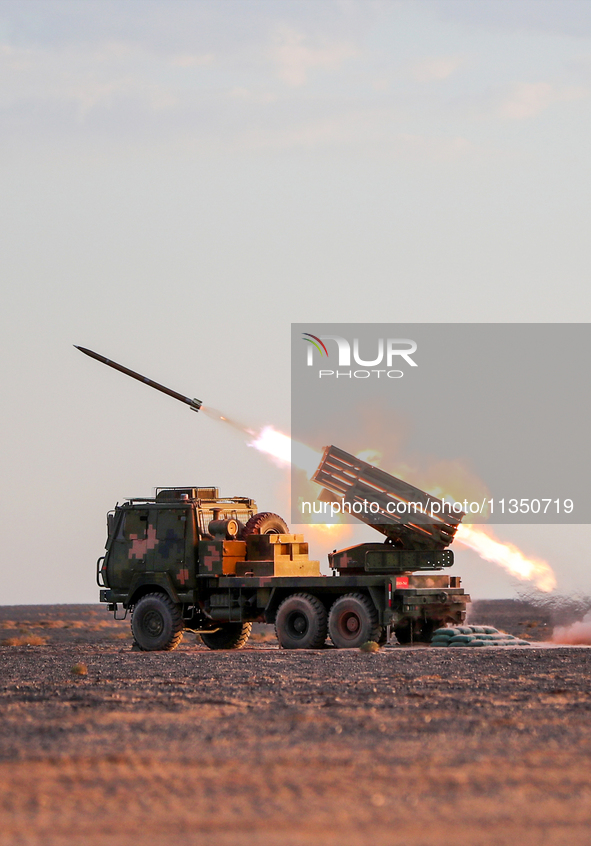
[552, 610, 591, 645]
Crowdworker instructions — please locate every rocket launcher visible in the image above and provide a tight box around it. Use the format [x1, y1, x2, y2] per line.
[312, 445, 464, 553]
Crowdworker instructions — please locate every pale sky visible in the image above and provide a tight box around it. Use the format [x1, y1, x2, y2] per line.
[1, 0, 590, 604]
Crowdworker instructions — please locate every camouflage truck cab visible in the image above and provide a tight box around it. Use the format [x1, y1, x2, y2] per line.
[100, 487, 258, 606]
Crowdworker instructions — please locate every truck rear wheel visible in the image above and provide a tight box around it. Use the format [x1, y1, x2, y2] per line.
[243, 512, 289, 536]
[275, 593, 327, 649]
[200, 622, 252, 650]
[131, 592, 184, 651]
[328, 593, 381, 649]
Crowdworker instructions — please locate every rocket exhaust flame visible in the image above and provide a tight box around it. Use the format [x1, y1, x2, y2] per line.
[248, 426, 322, 478]
[455, 524, 556, 593]
[201, 414, 321, 478]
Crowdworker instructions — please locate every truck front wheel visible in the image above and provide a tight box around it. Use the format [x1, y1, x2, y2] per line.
[328, 593, 381, 649]
[131, 592, 184, 651]
[200, 622, 252, 650]
[275, 594, 327, 649]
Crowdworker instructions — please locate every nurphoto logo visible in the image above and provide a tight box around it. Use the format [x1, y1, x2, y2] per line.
[302, 332, 418, 379]
[301, 333, 329, 358]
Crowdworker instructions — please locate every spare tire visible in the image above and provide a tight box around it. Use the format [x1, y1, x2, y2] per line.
[242, 512, 289, 537]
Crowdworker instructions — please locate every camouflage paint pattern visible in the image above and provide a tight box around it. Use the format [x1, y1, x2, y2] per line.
[128, 525, 158, 560]
[198, 540, 223, 574]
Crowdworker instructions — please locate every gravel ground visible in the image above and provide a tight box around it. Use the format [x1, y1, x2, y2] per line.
[1, 605, 590, 846]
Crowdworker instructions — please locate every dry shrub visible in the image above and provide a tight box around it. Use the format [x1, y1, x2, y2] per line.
[2, 634, 48, 647]
[71, 662, 88, 676]
[38, 620, 67, 629]
[359, 641, 380, 653]
[0, 621, 18, 630]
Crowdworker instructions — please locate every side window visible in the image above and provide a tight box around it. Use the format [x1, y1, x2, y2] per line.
[156, 509, 186, 541]
[120, 510, 148, 540]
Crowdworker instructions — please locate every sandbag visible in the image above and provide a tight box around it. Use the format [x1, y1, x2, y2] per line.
[434, 627, 458, 637]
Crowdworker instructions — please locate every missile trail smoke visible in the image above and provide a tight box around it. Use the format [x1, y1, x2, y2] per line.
[200, 405, 255, 436]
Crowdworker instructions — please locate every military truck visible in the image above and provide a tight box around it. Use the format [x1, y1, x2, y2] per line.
[98, 445, 470, 650]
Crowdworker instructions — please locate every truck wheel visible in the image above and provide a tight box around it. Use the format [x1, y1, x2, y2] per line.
[131, 592, 184, 651]
[328, 593, 381, 649]
[275, 594, 327, 649]
[200, 622, 252, 650]
[243, 512, 289, 536]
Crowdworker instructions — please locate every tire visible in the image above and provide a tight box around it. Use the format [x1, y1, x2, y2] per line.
[243, 512, 289, 537]
[131, 592, 184, 651]
[275, 593, 327, 649]
[200, 622, 252, 650]
[328, 593, 381, 649]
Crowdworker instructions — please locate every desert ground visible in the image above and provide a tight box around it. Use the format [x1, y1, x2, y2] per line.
[1, 601, 591, 846]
